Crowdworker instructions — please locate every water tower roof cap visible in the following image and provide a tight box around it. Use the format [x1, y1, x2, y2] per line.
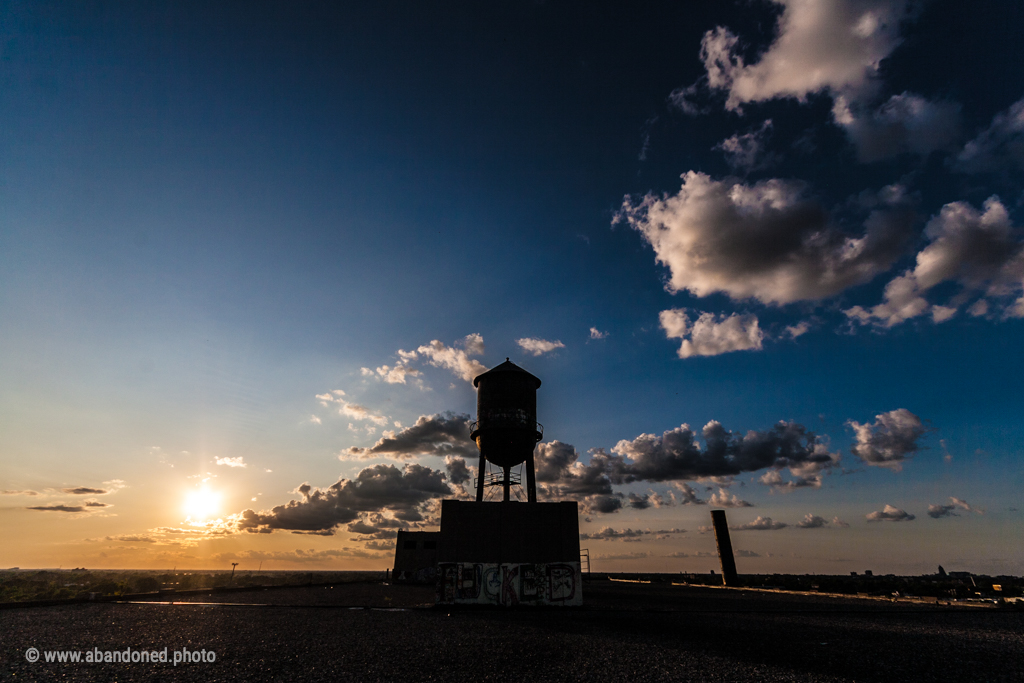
[472, 359, 542, 388]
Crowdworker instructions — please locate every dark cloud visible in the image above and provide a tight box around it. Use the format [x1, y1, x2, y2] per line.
[609, 420, 838, 483]
[627, 492, 651, 510]
[236, 464, 451, 533]
[444, 456, 472, 486]
[84, 500, 111, 508]
[62, 487, 108, 495]
[735, 549, 761, 557]
[535, 441, 579, 482]
[27, 504, 87, 513]
[848, 409, 927, 470]
[340, 412, 475, 460]
[928, 497, 984, 518]
[866, 504, 915, 522]
[1, 490, 39, 496]
[537, 421, 836, 515]
[580, 494, 623, 515]
[954, 97, 1024, 173]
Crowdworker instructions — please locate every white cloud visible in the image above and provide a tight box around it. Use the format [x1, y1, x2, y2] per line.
[516, 337, 566, 356]
[589, 327, 608, 340]
[415, 334, 487, 382]
[866, 504, 915, 522]
[708, 488, 753, 508]
[831, 516, 850, 528]
[714, 119, 776, 171]
[785, 321, 811, 339]
[699, 0, 913, 111]
[954, 96, 1024, 173]
[309, 415, 322, 425]
[833, 92, 961, 162]
[373, 364, 422, 385]
[316, 389, 390, 426]
[215, 457, 247, 468]
[731, 515, 788, 531]
[846, 197, 1024, 325]
[619, 172, 911, 305]
[660, 309, 764, 358]
[848, 408, 926, 471]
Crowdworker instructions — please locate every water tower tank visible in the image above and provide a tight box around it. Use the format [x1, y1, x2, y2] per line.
[470, 359, 543, 501]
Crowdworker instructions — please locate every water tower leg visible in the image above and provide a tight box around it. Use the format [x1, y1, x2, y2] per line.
[476, 452, 486, 502]
[525, 449, 537, 503]
[503, 467, 511, 502]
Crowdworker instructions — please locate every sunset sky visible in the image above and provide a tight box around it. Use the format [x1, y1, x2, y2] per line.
[2, 0, 1022, 575]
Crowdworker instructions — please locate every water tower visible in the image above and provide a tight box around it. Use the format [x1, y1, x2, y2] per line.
[470, 359, 543, 502]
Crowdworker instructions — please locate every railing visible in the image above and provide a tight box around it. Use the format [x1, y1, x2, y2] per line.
[469, 418, 543, 441]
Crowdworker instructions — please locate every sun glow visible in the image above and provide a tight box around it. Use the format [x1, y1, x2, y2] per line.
[183, 487, 221, 521]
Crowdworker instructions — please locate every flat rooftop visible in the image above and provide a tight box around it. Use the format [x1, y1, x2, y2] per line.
[4, 579, 1022, 681]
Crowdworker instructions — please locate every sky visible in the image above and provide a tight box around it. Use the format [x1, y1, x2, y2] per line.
[2, 0, 1022, 575]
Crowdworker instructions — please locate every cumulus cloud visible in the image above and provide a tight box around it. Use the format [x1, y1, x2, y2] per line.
[731, 516, 788, 531]
[618, 172, 912, 305]
[758, 469, 824, 491]
[516, 337, 565, 356]
[580, 527, 647, 541]
[340, 412, 475, 460]
[954, 97, 1024, 173]
[714, 119, 776, 172]
[698, 0, 913, 111]
[416, 334, 487, 382]
[846, 197, 1024, 325]
[833, 92, 961, 162]
[578, 494, 624, 515]
[215, 457, 247, 468]
[709, 488, 753, 508]
[444, 456, 472, 486]
[589, 327, 608, 340]
[609, 420, 838, 483]
[536, 421, 836, 514]
[371, 364, 422, 385]
[235, 464, 451, 534]
[866, 504, 915, 522]
[660, 309, 764, 358]
[797, 513, 829, 528]
[928, 496, 985, 518]
[832, 517, 850, 528]
[362, 335, 486, 387]
[848, 409, 927, 470]
[672, 482, 707, 505]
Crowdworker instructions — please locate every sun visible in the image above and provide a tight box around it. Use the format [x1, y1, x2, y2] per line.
[184, 487, 221, 521]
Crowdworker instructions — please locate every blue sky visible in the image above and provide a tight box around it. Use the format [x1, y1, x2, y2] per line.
[2, 0, 1022, 573]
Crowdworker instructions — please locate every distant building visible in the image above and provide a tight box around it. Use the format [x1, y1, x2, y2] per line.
[393, 530, 440, 583]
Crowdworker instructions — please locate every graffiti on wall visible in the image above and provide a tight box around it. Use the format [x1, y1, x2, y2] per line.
[436, 562, 582, 606]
